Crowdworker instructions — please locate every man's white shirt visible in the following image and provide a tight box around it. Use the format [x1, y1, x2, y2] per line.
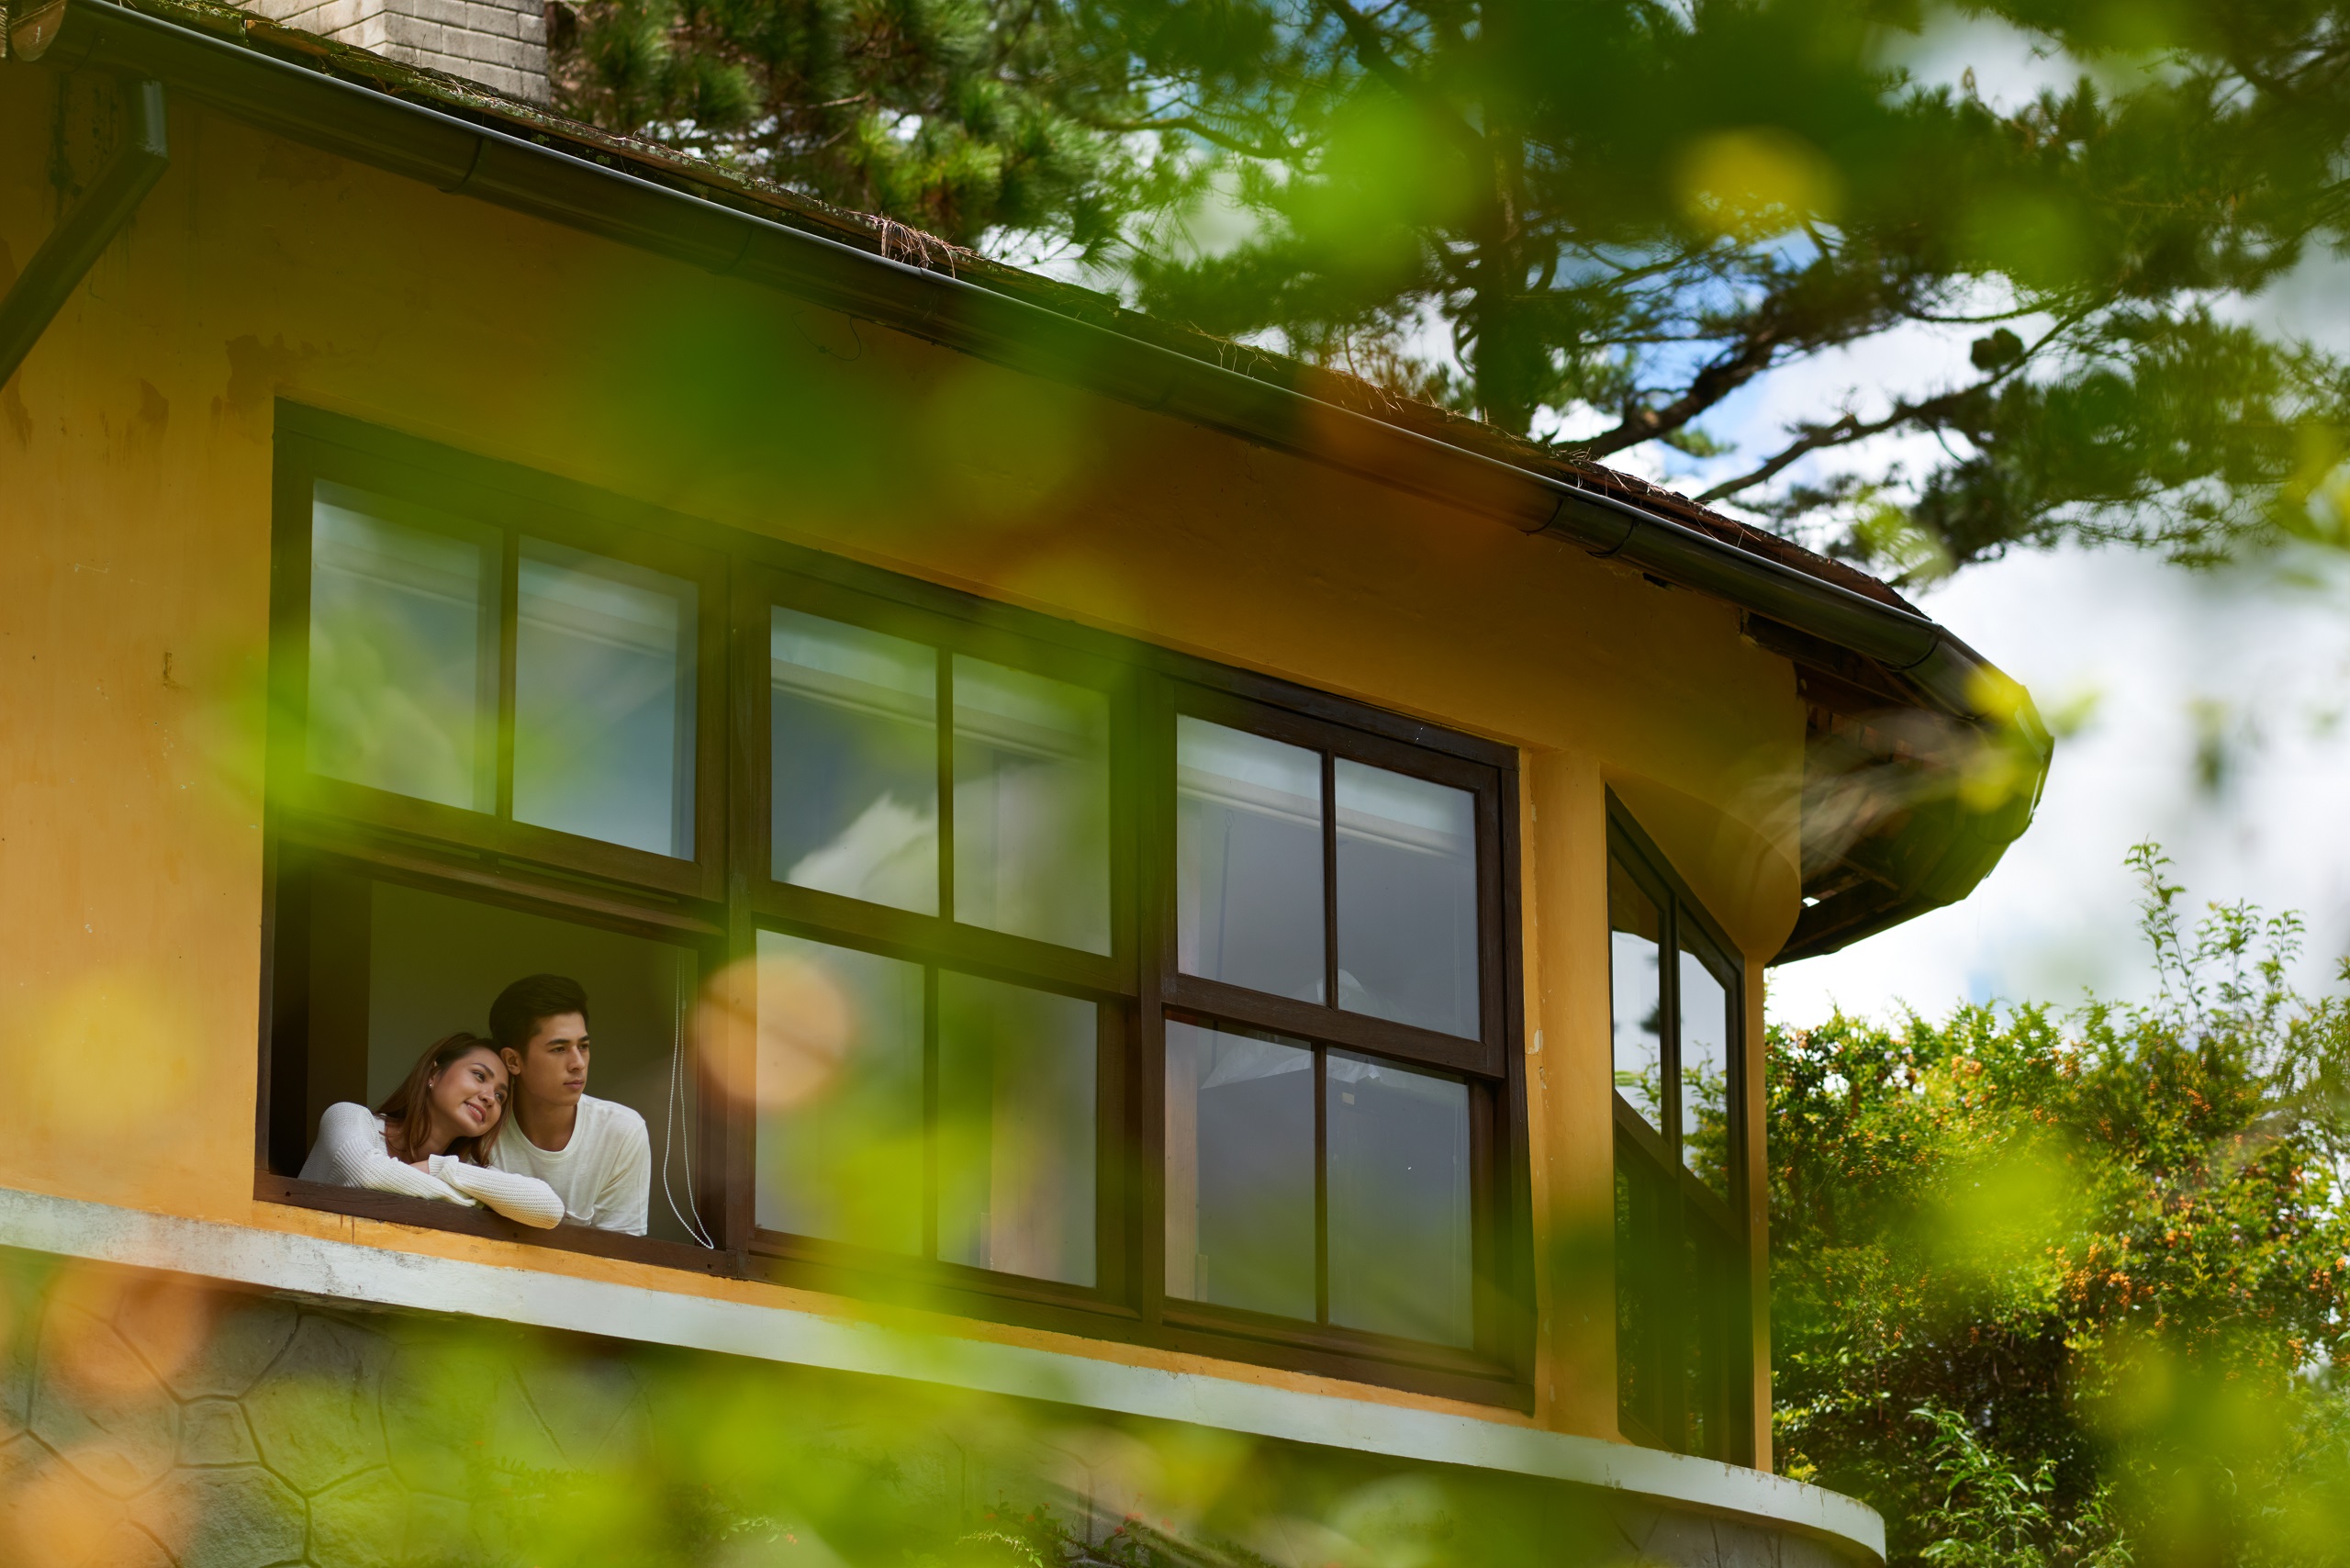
[488, 1095, 652, 1236]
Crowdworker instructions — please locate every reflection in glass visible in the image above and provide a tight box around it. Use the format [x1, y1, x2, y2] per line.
[1334, 761, 1478, 1037]
[1615, 1151, 1668, 1439]
[952, 657, 1110, 954]
[1683, 1210, 1738, 1460]
[513, 541, 697, 857]
[936, 972, 1096, 1284]
[1176, 720, 1324, 1002]
[1326, 1052, 1472, 1345]
[771, 610, 938, 913]
[753, 931, 924, 1254]
[1608, 857, 1664, 1130]
[307, 485, 498, 811]
[1679, 948, 1732, 1196]
[1164, 1018, 1315, 1320]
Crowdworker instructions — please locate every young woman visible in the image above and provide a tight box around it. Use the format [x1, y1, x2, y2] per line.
[300, 1032, 565, 1228]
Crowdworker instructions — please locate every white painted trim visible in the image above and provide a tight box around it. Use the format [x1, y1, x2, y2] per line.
[0, 1189, 1883, 1559]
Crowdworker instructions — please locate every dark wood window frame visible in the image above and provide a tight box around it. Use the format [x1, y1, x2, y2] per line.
[1606, 797, 1754, 1462]
[254, 402, 1534, 1408]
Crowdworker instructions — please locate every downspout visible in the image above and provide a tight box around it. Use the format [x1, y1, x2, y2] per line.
[0, 62, 168, 387]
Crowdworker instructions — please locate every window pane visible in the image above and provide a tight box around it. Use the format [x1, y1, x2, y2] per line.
[1684, 1208, 1740, 1461]
[1679, 947, 1733, 1198]
[771, 610, 939, 914]
[1615, 1150, 1669, 1442]
[513, 541, 696, 857]
[936, 972, 1096, 1284]
[753, 931, 924, 1255]
[952, 657, 1111, 954]
[1176, 719, 1324, 1002]
[307, 485, 497, 812]
[1326, 1052, 1472, 1345]
[1608, 858, 1665, 1132]
[1164, 1018, 1315, 1320]
[1334, 761, 1478, 1037]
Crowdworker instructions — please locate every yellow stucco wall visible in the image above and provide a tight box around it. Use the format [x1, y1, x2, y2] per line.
[0, 80, 1803, 1458]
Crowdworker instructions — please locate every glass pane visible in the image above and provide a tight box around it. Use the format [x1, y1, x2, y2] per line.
[1334, 761, 1478, 1037]
[307, 484, 497, 812]
[1164, 1018, 1315, 1320]
[936, 972, 1096, 1284]
[513, 540, 697, 857]
[1684, 1207, 1739, 1461]
[1176, 720, 1325, 1002]
[1608, 858, 1665, 1131]
[1679, 947, 1733, 1197]
[1615, 1152, 1668, 1441]
[753, 931, 924, 1254]
[1326, 1052, 1472, 1345]
[952, 657, 1111, 954]
[771, 610, 939, 914]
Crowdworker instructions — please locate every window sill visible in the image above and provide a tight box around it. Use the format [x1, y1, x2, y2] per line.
[260, 1174, 1532, 1411]
[256, 1174, 739, 1277]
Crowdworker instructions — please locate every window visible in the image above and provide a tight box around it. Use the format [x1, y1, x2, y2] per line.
[261, 406, 1529, 1405]
[1159, 700, 1507, 1364]
[1607, 803, 1751, 1462]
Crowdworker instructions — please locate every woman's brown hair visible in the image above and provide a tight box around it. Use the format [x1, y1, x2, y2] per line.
[375, 1032, 506, 1165]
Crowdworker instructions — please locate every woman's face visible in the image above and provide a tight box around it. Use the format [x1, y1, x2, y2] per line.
[428, 1048, 509, 1143]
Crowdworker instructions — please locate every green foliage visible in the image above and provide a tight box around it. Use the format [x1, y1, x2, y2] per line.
[545, 0, 2350, 575]
[1772, 845, 2350, 1565]
[551, 0, 1154, 252]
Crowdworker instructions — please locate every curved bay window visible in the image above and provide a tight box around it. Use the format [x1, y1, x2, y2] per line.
[1608, 804, 1752, 1462]
[259, 406, 1530, 1404]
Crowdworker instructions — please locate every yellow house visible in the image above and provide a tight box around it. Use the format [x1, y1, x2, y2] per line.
[0, 3, 2046, 1561]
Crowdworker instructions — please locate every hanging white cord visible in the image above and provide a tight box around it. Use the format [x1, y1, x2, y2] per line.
[662, 948, 718, 1249]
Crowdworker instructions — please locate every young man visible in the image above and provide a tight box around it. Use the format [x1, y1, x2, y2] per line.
[486, 974, 652, 1236]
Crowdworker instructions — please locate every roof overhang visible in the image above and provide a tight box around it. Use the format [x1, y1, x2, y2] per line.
[3, 0, 2052, 959]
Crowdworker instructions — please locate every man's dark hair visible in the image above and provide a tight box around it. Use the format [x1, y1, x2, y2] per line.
[488, 974, 590, 1053]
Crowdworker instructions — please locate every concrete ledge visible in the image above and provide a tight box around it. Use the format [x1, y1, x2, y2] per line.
[0, 1187, 1885, 1561]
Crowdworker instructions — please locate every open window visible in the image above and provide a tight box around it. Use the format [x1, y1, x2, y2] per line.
[1607, 801, 1751, 1462]
[262, 409, 727, 1261]
[259, 405, 1529, 1402]
[266, 860, 716, 1248]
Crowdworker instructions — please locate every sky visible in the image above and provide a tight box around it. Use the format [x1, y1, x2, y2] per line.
[1732, 12, 2350, 1025]
[1764, 542, 2350, 1025]
[1039, 6, 2350, 1026]
[1547, 10, 2350, 1028]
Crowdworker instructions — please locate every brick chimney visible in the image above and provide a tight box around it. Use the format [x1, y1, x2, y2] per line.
[248, 0, 549, 104]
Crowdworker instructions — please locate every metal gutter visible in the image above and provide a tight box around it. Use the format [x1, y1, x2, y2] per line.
[17, 0, 2048, 956]
[0, 72, 167, 387]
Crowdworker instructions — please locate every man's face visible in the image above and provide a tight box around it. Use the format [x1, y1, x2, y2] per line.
[504, 1011, 590, 1108]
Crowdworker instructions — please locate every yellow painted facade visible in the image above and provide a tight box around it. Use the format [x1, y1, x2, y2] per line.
[0, 80, 1803, 1465]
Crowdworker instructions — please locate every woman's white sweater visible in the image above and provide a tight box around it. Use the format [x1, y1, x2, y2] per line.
[299, 1102, 565, 1228]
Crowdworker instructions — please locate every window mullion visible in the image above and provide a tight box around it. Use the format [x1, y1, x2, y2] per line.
[1320, 750, 1337, 1011]
[1662, 899, 1682, 1170]
[494, 531, 519, 821]
[923, 963, 940, 1262]
[1314, 1042, 1330, 1326]
[936, 647, 956, 925]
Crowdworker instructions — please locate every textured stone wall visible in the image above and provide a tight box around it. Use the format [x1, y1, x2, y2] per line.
[0, 1258, 1860, 1568]
[238, 0, 549, 104]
